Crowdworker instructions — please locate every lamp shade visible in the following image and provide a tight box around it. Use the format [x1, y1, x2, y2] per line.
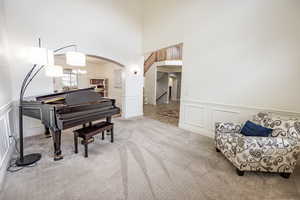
[66, 51, 86, 66]
[29, 47, 54, 65]
[45, 65, 63, 77]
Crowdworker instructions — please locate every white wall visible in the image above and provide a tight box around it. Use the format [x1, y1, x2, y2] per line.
[143, 0, 300, 137]
[143, 0, 185, 53]
[0, 0, 14, 191]
[176, 73, 181, 100]
[0, 0, 12, 107]
[144, 64, 157, 105]
[122, 58, 144, 118]
[4, 0, 144, 136]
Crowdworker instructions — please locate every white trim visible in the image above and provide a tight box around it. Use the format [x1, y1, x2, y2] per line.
[179, 99, 300, 138]
[212, 108, 240, 115]
[122, 114, 144, 120]
[182, 98, 300, 117]
[156, 60, 182, 67]
[0, 101, 14, 192]
[0, 101, 13, 116]
[179, 122, 213, 138]
[0, 142, 14, 191]
[182, 103, 205, 128]
[123, 112, 144, 119]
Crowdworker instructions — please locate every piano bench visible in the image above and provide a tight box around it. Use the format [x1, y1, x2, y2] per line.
[73, 121, 114, 158]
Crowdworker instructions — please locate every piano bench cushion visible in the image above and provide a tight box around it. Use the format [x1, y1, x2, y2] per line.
[74, 121, 113, 139]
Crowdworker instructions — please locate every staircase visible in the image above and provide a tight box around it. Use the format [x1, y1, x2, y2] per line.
[156, 91, 167, 102]
[144, 43, 183, 74]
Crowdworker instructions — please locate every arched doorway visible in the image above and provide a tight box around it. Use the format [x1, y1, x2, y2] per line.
[143, 44, 183, 126]
[53, 54, 125, 116]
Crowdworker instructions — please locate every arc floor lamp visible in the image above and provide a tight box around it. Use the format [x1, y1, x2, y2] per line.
[16, 38, 86, 166]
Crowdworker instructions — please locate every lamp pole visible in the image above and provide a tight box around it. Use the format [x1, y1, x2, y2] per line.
[16, 38, 79, 166]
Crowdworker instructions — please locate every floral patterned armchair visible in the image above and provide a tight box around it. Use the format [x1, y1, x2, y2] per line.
[215, 112, 300, 178]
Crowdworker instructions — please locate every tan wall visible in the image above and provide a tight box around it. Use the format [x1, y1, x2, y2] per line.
[53, 60, 123, 108]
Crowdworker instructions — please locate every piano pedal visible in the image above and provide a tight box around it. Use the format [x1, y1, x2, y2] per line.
[54, 154, 64, 161]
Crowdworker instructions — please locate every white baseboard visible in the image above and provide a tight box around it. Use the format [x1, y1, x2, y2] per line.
[179, 122, 214, 138]
[0, 143, 14, 192]
[123, 113, 144, 120]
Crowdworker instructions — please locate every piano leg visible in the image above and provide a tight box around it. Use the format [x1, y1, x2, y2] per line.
[44, 126, 51, 138]
[106, 116, 111, 136]
[51, 130, 63, 161]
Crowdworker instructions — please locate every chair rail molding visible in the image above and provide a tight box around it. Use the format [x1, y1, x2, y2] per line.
[0, 101, 15, 191]
[179, 98, 300, 138]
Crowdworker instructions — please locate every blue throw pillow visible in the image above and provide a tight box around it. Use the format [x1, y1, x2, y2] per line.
[241, 121, 272, 137]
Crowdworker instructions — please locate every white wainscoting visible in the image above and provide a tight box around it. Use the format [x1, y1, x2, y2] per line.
[179, 99, 300, 138]
[11, 101, 45, 138]
[0, 102, 14, 190]
[123, 96, 143, 119]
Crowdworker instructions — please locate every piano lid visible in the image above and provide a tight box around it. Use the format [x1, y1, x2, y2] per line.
[35, 87, 95, 102]
[65, 90, 106, 106]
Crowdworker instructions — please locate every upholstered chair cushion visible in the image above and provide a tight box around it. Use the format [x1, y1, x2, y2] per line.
[252, 112, 272, 126]
[269, 119, 300, 141]
[215, 122, 243, 163]
[215, 114, 300, 175]
[235, 136, 300, 173]
[252, 112, 300, 141]
[215, 122, 242, 133]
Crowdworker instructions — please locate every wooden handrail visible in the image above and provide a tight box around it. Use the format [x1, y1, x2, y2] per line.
[144, 52, 156, 74]
[144, 44, 182, 74]
[156, 91, 168, 101]
[145, 52, 155, 64]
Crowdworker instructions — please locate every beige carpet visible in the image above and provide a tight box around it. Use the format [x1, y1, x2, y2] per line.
[1, 117, 300, 200]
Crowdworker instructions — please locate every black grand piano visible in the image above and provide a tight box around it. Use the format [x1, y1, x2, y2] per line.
[22, 88, 120, 160]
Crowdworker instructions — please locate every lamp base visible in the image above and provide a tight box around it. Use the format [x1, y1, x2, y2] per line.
[16, 153, 42, 167]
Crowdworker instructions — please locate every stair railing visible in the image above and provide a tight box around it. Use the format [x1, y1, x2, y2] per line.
[144, 43, 183, 74]
[156, 91, 168, 102]
[144, 52, 156, 75]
